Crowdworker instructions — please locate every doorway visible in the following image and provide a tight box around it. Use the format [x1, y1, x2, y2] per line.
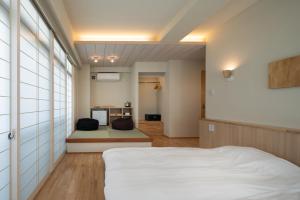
[138, 73, 165, 136]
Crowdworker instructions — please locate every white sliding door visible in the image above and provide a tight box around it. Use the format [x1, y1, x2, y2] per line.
[37, 12, 51, 185]
[53, 39, 66, 162]
[66, 60, 73, 137]
[0, 0, 75, 199]
[0, 0, 11, 200]
[19, 0, 51, 199]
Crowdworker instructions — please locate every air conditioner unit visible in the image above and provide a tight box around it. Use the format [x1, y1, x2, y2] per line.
[96, 73, 120, 81]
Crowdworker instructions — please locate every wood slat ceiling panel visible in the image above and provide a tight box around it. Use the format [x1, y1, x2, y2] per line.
[75, 42, 205, 67]
[125, 44, 145, 66]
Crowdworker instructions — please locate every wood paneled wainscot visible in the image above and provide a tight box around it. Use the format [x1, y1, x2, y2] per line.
[199, 119, 300, 166]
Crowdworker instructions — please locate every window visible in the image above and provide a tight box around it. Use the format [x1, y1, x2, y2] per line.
[19, 0, 51, 199]
[66, 60, 73, 137]
[53, 39, 66, 162]
[0, 1, 11, 200]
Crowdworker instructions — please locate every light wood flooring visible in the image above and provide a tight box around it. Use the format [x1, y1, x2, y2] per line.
[139, 120, 199, 147]
[138, 120, 164, 136]
[34, 125, 199, 200]
[151, 135, 199, 147]
[34, 153, 104, 200]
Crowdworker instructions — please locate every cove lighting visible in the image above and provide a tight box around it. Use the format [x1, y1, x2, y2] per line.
[180, 34, 205, 42]
[78, 34, 152, 42]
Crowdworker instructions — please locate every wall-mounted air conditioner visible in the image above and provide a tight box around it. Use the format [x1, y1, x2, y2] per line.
[96, 73, 121, 81]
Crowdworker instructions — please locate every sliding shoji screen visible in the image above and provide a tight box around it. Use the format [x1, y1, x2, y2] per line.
[0, 0, 11, 200]
[53, 39, 66, 162]
[66, 60, 73, 137]
[19, 0, 51, 199]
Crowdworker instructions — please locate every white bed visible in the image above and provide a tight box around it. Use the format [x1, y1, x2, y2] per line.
[103, 146, 300, 200]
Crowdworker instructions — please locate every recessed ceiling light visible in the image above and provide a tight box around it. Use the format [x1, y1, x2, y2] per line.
[90, 56, 102, 63]
[106, 55, 119, 63]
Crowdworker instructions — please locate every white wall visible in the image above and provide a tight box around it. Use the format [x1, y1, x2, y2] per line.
[91, 72, 131, 107]
[206, 0, 300, 129]
[91, 66, 131, 73]
[77, 64, 90, 118]
[165, 60, 202, 137]
[36, 0, 81, 66]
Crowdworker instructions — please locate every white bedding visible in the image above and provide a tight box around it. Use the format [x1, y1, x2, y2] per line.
[103, 146, 300, 200]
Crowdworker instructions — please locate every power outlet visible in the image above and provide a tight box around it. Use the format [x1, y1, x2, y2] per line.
[208, 124, 215, 133]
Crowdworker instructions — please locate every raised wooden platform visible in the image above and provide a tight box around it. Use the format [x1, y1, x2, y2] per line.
[66, 128, 152, 152]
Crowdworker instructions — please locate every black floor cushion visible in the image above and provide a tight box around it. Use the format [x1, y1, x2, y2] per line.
[76, 118, 99, 131]
[111, 118, 134, 130]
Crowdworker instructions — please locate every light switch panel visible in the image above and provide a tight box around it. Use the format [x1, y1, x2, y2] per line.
[208, 124, 215, 133]
[209, 89, 216, 96]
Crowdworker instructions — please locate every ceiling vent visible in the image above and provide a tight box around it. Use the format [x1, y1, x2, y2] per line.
[96, 73, 120, 81]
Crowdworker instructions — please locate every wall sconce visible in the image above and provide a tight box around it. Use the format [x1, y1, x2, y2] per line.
[222, 69, 234, 80]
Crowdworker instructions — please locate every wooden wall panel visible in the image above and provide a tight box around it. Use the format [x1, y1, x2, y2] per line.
[199, 119, 300, 166]
[268, 55, 300, 89]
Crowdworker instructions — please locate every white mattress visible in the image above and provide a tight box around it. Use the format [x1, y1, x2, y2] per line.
[103, 146, 300, 200]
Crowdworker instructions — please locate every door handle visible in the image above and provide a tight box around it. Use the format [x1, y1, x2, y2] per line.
[8, 130, 15, 140]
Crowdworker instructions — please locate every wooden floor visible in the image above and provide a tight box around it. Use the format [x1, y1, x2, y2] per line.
[138, 120, 164, 136]
[34, 128, 199, 200]
[34, 153, 105, 200]
[139, 120, 199, 147]
[151, 135, 199, 147]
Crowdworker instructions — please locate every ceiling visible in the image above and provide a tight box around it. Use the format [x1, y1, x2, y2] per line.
[63, 0, 188, 40]
[62, 0, 252, 42]
[55, 0, 259, 66]
[75, 42, 205, 67]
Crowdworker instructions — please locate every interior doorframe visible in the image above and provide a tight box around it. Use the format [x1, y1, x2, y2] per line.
[200, 69, 206, 119]
[10, 0, 21, 199]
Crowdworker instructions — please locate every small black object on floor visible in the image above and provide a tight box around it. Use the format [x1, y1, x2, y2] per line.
[145, 114, 161, 121]
[76, 118, 99, 131]
[111, 118, 134, 130]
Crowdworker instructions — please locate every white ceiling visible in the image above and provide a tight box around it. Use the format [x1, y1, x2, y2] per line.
[75, 42, 205, 67]
[190, 0, 259, 36]
[57, 0, 259, 66]
[63, 0, 189, 39]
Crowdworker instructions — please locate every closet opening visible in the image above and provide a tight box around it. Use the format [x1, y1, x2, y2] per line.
[138, 72, 165, 136]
